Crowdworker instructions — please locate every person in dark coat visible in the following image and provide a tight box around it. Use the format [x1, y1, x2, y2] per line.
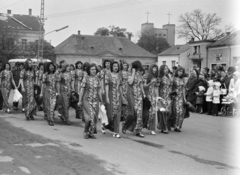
[186, 69, 199, 106]
[224, 67, 235, 90]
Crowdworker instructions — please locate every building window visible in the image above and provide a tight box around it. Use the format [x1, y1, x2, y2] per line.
[22, 39, 27, 50]
[193, 45, 200, 54]
[159, 34, 162, 36]
[162, 61, 166, 65]
[163, 34, 166, 36]
[172, 60, 176, 67]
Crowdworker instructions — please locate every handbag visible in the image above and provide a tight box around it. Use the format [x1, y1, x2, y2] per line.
[13, 89, 22, 102]
[98, 104, 108, 125]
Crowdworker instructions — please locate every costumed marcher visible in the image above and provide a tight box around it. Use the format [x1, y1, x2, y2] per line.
[0, 63, 17, 113]
[204, 80, 214, 115]
[40, 62, 58, 126]
[158, 64, 172, 133]
[19, 59, 37, 120]
[78, 63, 103, 139]
[143, 64, 159, 135]
[122, 61, 146, 138]
[104, 61, 124, 138]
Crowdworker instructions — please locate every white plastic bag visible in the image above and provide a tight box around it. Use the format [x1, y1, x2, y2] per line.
[13, 89, 22, 102]
[98, 104, 108, 125]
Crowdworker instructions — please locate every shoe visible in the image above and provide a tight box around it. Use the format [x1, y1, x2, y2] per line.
[174, 128, 181, 132]
[136, 133, 144, 138]
[101, 126, 106, 134]
[84, 132, 89, 139]
[65, 120, 71, 125]
[149, 131, 156, 135]
[113, 133, 121, 138]
[162, 130, 169, 134]
[30, 116, 34, 120]
[48, 121, 54, 126]
[26, 117, 30, 121]
[89, 134, 96, 139]
[6, 109, 10, 113]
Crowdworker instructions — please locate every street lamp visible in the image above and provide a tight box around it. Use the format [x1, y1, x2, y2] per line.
[38, 25, 69, 62]
[44, 25, 69, 36]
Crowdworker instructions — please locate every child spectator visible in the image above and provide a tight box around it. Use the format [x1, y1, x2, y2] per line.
[196, 86, 205, 113]
[204, 80, 214, 115]
[212, 82, 222, 116]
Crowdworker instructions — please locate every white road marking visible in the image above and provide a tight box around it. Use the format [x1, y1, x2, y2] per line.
[34, 155, 42, 159]
[18, 166, 31, 174]
[25, 143, 59, 147]
[0, 156, 13, 162]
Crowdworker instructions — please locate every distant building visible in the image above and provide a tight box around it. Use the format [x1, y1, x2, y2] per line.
[0, 9, 43, 60]
[0, 9, 43, 44]
[54, 31, 157, 67]
[207, 31, 240, 70]
[159, 30, 240, 73]
[158, 44, 190, 72]
[141, 23, 175, 46]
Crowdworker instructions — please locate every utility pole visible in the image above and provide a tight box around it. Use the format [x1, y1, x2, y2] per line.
[37, 0, 46, 62]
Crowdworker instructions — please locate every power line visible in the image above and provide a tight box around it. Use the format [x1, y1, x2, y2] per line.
[0, 0, 27, 10]
[46, 0, 151, 19]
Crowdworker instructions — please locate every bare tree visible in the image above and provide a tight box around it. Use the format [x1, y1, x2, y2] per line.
[0, 29, 22, 62]
[177, 9, 225, 41]
[137, 30, 170, 54]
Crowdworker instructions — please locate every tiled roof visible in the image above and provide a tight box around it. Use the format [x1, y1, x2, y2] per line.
[207, 30, 240, 48]
[54, 34, 156, 58]
[0, 13, 42, 31]
[158, 44, 190, 56]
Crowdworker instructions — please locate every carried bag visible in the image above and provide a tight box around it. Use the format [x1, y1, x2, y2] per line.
[221, 83, 227, 95]
[13, 89, 22, 102]
[98, 104, 108, 125]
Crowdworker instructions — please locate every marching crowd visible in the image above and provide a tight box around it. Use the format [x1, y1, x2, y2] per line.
[0, 59, 239, 140]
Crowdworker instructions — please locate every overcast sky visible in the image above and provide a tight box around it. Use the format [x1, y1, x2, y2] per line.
[0, 0, 239, 46]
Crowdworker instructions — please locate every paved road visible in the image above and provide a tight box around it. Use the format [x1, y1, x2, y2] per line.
[0, 92, 239, 175]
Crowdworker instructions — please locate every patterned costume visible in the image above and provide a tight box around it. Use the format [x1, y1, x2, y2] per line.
[42, 73, 57, 122]
[105, 72, 122, 133]
[146, 78, 159, 131]
[0, 70, 13, 110]
[123, 72, 143, 133]
[20, 69, 37, 118]
[81, 75, 101, 134]
[73, 69, 84, 92]
[158, 76, 172, 131]
[120, 70, 130, 121]
[57, 72, 72, 121]
[172, 77, 185, 129]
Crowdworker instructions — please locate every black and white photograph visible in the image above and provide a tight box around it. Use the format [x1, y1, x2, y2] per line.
[0, 0, 239, 174]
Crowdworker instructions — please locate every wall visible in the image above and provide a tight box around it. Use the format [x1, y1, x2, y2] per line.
[208, 45, 240, 70]
[163, 24, 175, 46]
[158, 55, 178, 69]
[56, 54, 157, 67]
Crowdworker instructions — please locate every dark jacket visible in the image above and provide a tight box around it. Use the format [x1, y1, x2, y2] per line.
[186, 77, 199, 105]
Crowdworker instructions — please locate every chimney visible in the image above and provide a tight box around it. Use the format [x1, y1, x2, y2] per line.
[78, 30, 81, 35]
[29, 9, 32, 15]
[127, 33, 132, 41]
[7, 10, 11, 14]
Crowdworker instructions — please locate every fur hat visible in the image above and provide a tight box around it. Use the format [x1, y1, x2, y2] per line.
[198, 86, 205, 91]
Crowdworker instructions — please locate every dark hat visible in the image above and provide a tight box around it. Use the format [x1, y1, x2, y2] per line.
[204, 67, 210, 72]
[227, 66, 236, 73]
